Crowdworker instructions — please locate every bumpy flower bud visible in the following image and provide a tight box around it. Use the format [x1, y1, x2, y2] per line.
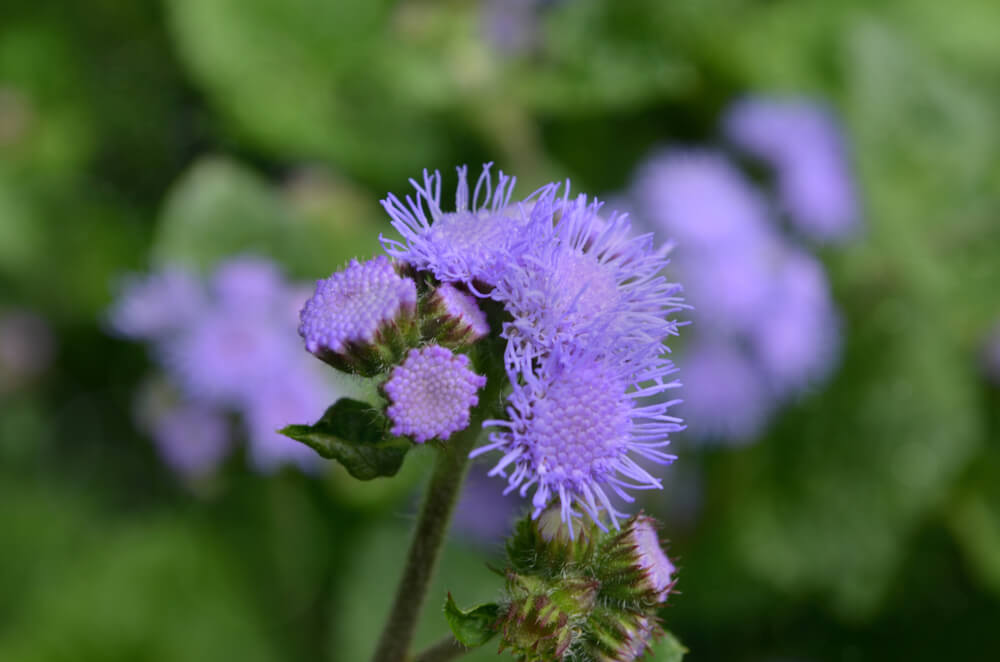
[382, 344, 486, 443]
[298, 257, 419, 376]
[498, 511, 675, 661]
[420, 283, 490, 347]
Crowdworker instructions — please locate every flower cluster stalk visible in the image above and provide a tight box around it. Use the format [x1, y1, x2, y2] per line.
[371, 368, 500, 662]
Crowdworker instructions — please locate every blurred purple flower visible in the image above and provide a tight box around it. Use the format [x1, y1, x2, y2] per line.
[165, 310, 295, 407]
[677, 341, 773, 445]
[632, 149, 774, 251]
[243, 372, 334, 473]
[749, 250, 841, 395]
[107, 267, 206, 340]
[150, 402, 231, 478]
[724, 97, 860, 242]
[111, 256, 344, 477]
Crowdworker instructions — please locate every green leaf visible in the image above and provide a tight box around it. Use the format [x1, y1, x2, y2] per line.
[443, 593, 499, 648]
[280, 398, 411, 481]
[647, 630, 687, 662]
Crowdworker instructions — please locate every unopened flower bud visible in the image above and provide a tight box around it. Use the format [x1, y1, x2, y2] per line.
[498, 512, 675, 661]
[421, 283, 490, 346]
[383, 344, 486, 443]
[298, 257, 419, 376]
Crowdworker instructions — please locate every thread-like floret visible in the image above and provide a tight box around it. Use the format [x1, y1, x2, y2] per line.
[475, 349, 683, 534]
[298, 257, 417, 356]
[380, 163, 553, 286]
[384, 345, 487, 443]
[494, 194, 684, 369]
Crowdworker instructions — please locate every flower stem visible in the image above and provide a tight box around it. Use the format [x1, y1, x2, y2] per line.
[369, 423, 482, 662]
[410, 635, 468, 662]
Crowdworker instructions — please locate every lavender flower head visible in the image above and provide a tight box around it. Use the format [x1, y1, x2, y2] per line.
[298, 256, 417, 363]
[725, 96, 859, 241]
[493, 194, 684, 367]
[380, 163, 542, 287]
[384, 345, 487, 443]
[473, 348, 682, 535]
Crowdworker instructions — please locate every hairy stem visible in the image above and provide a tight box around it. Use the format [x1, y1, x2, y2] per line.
[410, 635, 469, 662]
[369, 423, 482, 662]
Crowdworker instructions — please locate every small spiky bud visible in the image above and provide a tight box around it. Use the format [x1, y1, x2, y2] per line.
[298, 257, 420, 376]
[497, 511, 676, 662]
[420, 283, 490, 347]
[498, 572, 599, 661]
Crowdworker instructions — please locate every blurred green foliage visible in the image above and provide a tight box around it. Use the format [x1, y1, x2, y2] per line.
[1, 0, 998, 660]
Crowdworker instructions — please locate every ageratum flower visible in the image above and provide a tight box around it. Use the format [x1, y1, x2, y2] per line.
[298, 256, 418, 374]
[379, 163, 552, 287]
[474, 347, 682, 534]
[383, 344, 486, 443]
[493, 194, 684, 368]
[724, 96, 859, 242]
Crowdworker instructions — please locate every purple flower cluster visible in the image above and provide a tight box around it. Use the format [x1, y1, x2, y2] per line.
[625, 96, 856, 445]
[110, 256, 341, 476]
[379, 164, 685, 531]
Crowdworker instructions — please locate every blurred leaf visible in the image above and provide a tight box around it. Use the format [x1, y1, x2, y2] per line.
[0, 518, 280, 662]
[153, 156, 378, 278]
[281, 398, 411, 480]
[164, 0, 454, 182]
[153, 156, 299, 271]
[443, 594, 499, 648]
[647, 630, 688, 662]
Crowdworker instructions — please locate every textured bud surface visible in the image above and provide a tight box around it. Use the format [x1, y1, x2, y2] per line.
[384, 345, 487, 443]
[298, 256, 417, 356]
[433, 283, 490, 340]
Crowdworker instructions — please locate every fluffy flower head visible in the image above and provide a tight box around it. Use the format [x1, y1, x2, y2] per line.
[475, 348, 682, 534]
[384, 344, 487, 443]
[495, 195, 684, 367]
[380, 163, 547, 286]
[298, 256, 417, 356]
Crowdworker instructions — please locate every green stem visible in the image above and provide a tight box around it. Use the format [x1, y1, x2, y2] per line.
[410, 635, 468, 662]
[370, 423, 483, 662]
